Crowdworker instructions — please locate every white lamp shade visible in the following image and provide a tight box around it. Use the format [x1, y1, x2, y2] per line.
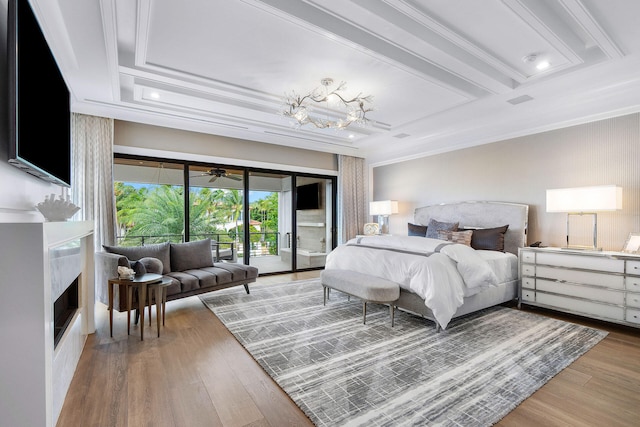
[546, 185, 622, 212]
[369, 200, 399, 216]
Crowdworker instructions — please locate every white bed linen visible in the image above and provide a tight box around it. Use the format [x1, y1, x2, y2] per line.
[324, 235, 503, 329]
[477, 250, 518, 284]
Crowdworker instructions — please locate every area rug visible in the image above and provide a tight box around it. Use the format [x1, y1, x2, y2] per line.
[200, 279, 608, 426]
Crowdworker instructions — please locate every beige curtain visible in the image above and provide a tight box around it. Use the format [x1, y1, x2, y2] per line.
[337, 155, 368, 243]
[71, 113, 116, 251]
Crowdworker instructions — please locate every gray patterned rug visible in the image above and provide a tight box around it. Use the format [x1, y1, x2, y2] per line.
[200, 279, 607, 426]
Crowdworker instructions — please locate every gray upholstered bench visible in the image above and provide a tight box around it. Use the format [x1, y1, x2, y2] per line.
[321, 269, 400, 326]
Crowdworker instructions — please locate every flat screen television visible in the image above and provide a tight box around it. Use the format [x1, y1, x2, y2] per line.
[7, 0, 72, 187]
[296, 182, 321, 210]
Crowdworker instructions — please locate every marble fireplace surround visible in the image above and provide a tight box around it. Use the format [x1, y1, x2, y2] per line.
[0, 221, 95, 427]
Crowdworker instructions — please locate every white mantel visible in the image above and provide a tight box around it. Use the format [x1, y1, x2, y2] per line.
[0, 221, 94, 427]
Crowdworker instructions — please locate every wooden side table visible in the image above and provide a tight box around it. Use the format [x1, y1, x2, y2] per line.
[108, 273, 163, 341]
[147, 278, 172, 337]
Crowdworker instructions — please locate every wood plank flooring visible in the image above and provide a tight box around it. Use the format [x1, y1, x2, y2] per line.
[57, 271, 640, 427]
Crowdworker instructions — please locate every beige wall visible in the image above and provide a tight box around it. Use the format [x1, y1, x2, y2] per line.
[114, 120, 337, 173]
[372, 113, 640, 252]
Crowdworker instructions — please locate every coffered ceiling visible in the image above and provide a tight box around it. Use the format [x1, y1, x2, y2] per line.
[30, 0, 640, 164]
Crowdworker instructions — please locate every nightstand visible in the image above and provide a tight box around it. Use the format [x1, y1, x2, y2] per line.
[518, 247, 640, 328]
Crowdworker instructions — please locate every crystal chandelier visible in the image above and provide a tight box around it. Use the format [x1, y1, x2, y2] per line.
[282, 78, 373, 130]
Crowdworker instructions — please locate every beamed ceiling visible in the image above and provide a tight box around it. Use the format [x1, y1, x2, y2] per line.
[31, 0, 640, 165]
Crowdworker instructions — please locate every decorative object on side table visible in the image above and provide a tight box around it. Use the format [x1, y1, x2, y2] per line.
[117, 266, 135, 280]
[363, 222, 379, 236]
[35, 193, 80, 222]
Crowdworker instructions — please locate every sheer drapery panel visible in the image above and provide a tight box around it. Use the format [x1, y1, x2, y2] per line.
[337, 155, 368, 244]
[71, 113, 116, 251]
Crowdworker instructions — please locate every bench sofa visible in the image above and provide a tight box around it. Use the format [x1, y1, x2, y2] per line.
[96, 238, 258, 311]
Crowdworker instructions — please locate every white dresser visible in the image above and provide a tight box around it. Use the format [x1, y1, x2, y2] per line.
[518, 247, 640, 327]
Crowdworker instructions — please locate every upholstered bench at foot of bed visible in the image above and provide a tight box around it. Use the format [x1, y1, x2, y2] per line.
[320, 269, 400, 326]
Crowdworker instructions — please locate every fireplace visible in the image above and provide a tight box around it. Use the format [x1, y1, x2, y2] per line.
[53, 276, 79, 348]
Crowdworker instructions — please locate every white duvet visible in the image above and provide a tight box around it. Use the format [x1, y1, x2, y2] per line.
[324, 235, 502, 329]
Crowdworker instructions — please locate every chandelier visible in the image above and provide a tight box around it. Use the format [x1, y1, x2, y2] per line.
[282, 78, 373, 130]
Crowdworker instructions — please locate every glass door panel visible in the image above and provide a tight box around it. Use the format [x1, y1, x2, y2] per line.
[113, 159, 185, 246]
[295, 177, 334, 269]
[248, 171, 292, 274]
[188, 165, 244, 262]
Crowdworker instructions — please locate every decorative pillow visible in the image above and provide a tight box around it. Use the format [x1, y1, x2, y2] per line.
[408, 223, 427, 237]
[467, 225, 509, 252]
[437, 229, 473, 246]
[103, 242, 171, 274]
[139, 257, 164, 275]
[170, 238, 214, 272]
[425, 219, 459, 239]
[129, 260, 147, 276]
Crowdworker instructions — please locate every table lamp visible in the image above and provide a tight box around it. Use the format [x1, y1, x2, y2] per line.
[546, 185, 622, 250]
[369, 200, 398, 235]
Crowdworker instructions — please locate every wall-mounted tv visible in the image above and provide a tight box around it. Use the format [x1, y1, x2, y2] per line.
[7, 0, 72, 187]
[296, 182, 321, 210]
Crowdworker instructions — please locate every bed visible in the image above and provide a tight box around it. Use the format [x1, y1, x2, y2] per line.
[324, 201, 529, 330]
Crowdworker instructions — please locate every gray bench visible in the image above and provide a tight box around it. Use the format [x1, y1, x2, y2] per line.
[321, 269, 400, 326]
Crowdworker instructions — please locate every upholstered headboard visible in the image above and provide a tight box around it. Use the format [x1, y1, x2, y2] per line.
[414, 201, 529, 255]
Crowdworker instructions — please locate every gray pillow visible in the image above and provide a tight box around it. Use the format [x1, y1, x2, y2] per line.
[408, 223, 427, 237]
[425, 219, 459, 239]
[139, 257, 164, 275]
[170, 239, 214, 271]
[103, 242, 171, 274]
[129, 260, 147, 276]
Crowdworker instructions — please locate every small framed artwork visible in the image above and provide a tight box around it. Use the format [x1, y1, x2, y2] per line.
[363, 223, 379, 236]
[622, 232, 640, 253]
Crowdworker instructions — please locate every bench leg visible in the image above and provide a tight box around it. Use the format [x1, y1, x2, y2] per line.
[363, 301, 367, 324]
[244, 283, 250, 294]
[390, 304, 395, 327]
[323, 286, 327, 306]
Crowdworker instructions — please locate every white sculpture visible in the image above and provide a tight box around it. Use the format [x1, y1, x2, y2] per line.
[35, 193, 80, 222]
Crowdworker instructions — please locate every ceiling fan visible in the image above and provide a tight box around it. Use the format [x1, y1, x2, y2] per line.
[192, 168, 242, 183]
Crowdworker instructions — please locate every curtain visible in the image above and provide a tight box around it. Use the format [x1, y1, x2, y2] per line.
[337, 155, 368, 244]
[71, 113, 116, 251]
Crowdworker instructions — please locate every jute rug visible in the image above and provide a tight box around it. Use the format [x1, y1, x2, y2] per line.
[200, 279, 607, 426]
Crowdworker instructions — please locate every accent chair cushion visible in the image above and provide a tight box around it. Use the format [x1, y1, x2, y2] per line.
[170, 238, 214, 272]
[425, 219, 459, 239]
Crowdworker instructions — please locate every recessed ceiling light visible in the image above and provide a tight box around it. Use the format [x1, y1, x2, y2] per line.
[150, 91, 160, 99]
[536, 60, 550, 70]
[348, 134, 355, 139]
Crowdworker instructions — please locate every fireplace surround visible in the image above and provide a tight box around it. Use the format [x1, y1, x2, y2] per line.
[0, 221, 94, 427]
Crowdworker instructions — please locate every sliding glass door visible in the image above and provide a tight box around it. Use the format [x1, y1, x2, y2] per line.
[113, 155, 336, 274]
[247, 171, 292, 274]
[295, 177, 334, 270]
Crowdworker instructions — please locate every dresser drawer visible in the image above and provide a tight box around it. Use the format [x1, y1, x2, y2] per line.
[625, 308, 640, 325]
[536, 279, 624, 305]
[537, 252, 624, 273]
[520, 250, 536, 263]
[521, 289, 535, 302]
[536, 293, 624, 321]
[627, 260, 640, 276]
[521, 264, 535, 277]
[535, 266, 624, 289]
[627, 292, 640, 309]
[521, 277, 535, 289]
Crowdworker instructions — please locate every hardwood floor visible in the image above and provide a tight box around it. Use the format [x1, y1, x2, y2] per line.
[57, 271, 640, 427]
